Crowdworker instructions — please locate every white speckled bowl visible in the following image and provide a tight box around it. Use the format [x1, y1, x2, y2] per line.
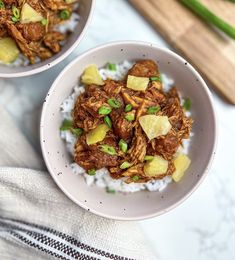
[40, 41, 217, 220]
[0, 0, 95, 78]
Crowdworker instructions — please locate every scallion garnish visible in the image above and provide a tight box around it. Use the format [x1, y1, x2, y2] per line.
[104, 115, 112, 128]
[60, 119, 73, 130]
[70, 128, 83, 137]
[125, 114, 135, 121]
[12, 6, 20, 18]
[41, 18, 48, 26]
[132, 175, 140, 181]
[12, 16, 19, 23]
[119, 139, 128, 153]
[120, 161, 131, 169]
[60, 9, 71, 20]
[107, 98, 121, 108]
[125, 104, 132, 112]
[106, 187, 116, 194]
[0, 0, 5, 9]
[60, 119, 83, 137]
[107, 63, 117, 71]
[150, 76, 161, 82]
[179, 0, 235, 39]
[87, 169, 96, 176]
[183, 98, 191, 111]
[144, 155, 154, 161]
[99, 144, 117, 155]
[98, 106, 112, 115]
[147, 106, 160, 114]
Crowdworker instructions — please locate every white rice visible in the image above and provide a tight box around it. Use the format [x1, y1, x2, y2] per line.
[60, 61, 190, 193]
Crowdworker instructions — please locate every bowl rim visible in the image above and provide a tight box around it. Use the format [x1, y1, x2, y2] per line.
[0, 0, 96, 78]
[40, 40, 218, 221]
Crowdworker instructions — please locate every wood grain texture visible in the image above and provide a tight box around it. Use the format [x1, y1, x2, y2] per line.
[129, 0, 235, 104]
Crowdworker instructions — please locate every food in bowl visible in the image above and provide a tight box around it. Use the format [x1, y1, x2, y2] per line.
[0, 0, 80, 66]
[60, 59, 193, 193]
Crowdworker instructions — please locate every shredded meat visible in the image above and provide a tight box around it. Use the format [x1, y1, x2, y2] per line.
[18, 23, 45, 42]
[0, 25, 7, 37]
[43, 31, 65, 53]
[37, 47, 53, 60]
[70, 60, 193, 183]
[103, 79, 123, 95]
[3, 0, 17, 6]
[73, 85, 109, 131]
[110, 109, 134, 141]
[6, 22, 35, 63]
[127, 126, 147, 164]
[42, 0, 69, 10]
[150, 130, 179, 160]
[162, 88, 184, 130]
[128, 60, 159, 78]
[74, 133, 120, 170]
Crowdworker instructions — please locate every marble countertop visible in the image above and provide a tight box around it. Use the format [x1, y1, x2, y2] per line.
[1, 1, 235, 259]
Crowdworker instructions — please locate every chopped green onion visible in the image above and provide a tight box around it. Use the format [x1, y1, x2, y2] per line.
[99, 144, 117, 155]
[119, 139, 128, 153]
[98, 106, 112, 115]
[125, 104, 132, 112]
[147, 106, 160, 114]
[150, 76, 161, 82]
[87, 169, 96, 176]
[183, 98, 191, 111]
[70, 128, 83, 137]
[125, 114, 135, 121]
[107, 98, 121, 108]
[120, 161, 131, 169]
[60, 119, 83, 137]
[144, 155, 154, 161]
[104, 115, 112, 128]
[12, 6, 20, 19]
[106, 187, 116, 194]
[107, 63, 117, 71]
[12, 16, 19, 23]
[0, 1, 5, 9]
[41, 18, 48, 26]
[179, 0, 235, 39]
[60, 119, 73, 131]
[60, 9, 71, 20]
[132, 175, 140, 181]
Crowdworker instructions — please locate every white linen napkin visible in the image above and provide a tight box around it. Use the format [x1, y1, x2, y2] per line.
[0, 106, 156, 260]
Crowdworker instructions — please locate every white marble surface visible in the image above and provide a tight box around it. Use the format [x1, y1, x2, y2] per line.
[1, 0, 235, 259]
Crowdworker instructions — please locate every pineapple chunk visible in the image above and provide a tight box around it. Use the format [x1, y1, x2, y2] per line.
[144, 155, 168, 177]
[86, 124, 109, 145]
[172, 154, 191, 182]
[0, 38, 19, 64]
[127, 75, 149, 91]
[81, 65, 104, 86]
[139, 115, 171, 140]
[21, 3, 43, 24]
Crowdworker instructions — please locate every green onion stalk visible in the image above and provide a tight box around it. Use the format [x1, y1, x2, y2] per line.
[179, 0, 235, 39]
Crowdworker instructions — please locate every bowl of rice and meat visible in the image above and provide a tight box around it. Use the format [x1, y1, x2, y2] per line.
[0, 0, 94, 77]
[60, 60, 193, 193]
[40, 41, 217, 220]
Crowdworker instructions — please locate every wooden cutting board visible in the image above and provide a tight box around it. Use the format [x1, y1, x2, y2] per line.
[129, 0, 235, 104]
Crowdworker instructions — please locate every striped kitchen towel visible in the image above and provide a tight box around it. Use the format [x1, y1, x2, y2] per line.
[0, 106, 156, 260]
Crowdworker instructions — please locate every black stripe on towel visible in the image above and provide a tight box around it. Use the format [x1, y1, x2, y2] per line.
[10, 231, 94, 260]
[0, 217, 135, 260]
